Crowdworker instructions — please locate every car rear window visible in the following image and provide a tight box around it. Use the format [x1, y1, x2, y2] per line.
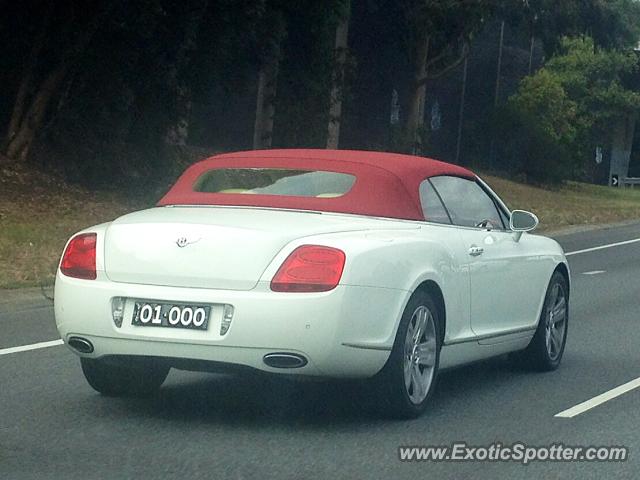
[193, 168, 356, 198]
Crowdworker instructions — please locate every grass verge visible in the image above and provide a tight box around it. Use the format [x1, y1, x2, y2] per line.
[0, 162, 145, 289]
[484, 175, 640, 233]
[1, 164, 639, 289]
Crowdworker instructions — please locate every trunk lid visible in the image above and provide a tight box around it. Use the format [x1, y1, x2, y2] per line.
[104, 206, 416, 290]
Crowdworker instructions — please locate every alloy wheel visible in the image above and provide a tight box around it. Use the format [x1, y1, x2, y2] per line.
[545, 282, 567, 361]
[403, 305, 437, 405]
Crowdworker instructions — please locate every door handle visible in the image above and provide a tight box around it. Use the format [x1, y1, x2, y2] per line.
[468, 245, 484, 256]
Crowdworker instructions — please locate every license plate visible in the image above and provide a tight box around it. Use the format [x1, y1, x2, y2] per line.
[132, 301, 211, 330]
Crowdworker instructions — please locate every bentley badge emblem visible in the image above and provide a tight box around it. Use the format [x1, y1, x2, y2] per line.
[176, 236, 200, 248]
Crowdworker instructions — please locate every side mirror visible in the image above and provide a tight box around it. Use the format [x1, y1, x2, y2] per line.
[510, 210, 539, 242]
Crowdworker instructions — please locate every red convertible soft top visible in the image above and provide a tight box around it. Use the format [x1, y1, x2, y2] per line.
[158, 149, 476, 221]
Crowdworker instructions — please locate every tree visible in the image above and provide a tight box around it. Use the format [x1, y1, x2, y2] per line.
[2, 0, 54, 155]
[519, 0, 640, 53]
[509, 70, 578, 144]
[2, 2, 106, 162]
[503, 69, 579, 182]
[17, 0, 218, 184]
[260, 0, 349, 149]
[326, 0, 351, 149]
[252, 1, 287, 149]
[546, 36, 640, 128]
[502, 36, 640, 182]
[163, 0, 210, 148]
[398, 0, 492, 154]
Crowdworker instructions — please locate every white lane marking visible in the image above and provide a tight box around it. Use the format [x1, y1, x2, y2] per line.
[565, 238, 640, 256]
[555, 377, 640, 418]
[0, 339, 63, 356]
[581, 270, 606, 275]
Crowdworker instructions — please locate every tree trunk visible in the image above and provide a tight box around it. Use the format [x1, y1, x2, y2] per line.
[253, 8, 286, 150]
[253, 69, 268, 149]
[455, 56, 468, 164]
[2, 0, 53, 151]
[405, 35, 430, 154]
[253, 57, 280, 149]
[4, 71, 35, 153]
[3, 10, 102, 161]
[5, 65, 70, 160]
[326, 0, 351, 150]
[165, 85, 192, 146]
[528, 33, 535, 75]
[494, 20, 505, 107]
[164, 0, 209, 147]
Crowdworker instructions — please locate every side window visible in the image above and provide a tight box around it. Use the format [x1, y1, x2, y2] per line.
[419, 179, 451, 224]
[429, 176, 505, 229]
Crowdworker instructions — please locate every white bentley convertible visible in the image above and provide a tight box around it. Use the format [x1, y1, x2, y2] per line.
[55, 149, 569, 418]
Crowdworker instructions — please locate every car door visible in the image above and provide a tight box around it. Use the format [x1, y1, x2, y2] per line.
[419, 180, 473, 344]
[428, 175, 542, 340]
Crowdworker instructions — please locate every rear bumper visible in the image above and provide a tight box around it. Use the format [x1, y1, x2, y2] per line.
[54, 272, 408, 378]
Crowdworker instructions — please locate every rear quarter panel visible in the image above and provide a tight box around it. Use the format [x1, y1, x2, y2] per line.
[260, 223, 473, 348]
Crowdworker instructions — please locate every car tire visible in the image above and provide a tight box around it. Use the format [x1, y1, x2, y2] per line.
[372, 289, 442, 419]
[515, 271, 569, 371]
[80, 357, 170, 397]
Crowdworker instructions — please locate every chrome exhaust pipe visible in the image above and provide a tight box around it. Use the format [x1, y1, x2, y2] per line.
[68, 337, 94, 354]
[263, 352, 308, 369]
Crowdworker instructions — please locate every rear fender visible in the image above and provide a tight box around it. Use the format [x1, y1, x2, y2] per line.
[262, 229, 470, 346]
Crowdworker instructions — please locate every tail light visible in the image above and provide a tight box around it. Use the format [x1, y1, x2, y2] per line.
[60, 233, 97, 280]
[271, 245, 346, 292]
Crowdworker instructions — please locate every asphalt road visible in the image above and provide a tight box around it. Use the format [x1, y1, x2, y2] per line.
[2, 222, 640, 479]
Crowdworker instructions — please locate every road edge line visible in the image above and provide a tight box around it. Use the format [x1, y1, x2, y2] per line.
[565, 238, 640, 256]
[555, 377, 640, 418]
[0, 339, 64, 356]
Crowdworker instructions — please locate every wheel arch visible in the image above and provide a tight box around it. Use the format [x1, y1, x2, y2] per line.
[553, 262, 571, 296]
[414, 280, 446, 343]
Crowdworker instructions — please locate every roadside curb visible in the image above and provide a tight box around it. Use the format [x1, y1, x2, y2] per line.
[545, 218, 640, 239]
[0, 286, 54, 306]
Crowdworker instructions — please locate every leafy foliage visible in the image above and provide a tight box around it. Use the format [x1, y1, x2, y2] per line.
[2, 1, 640, 188]
[500, 36, 640, 183]
[547, 36, 640, 127]
[502, 0, 640, 52]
